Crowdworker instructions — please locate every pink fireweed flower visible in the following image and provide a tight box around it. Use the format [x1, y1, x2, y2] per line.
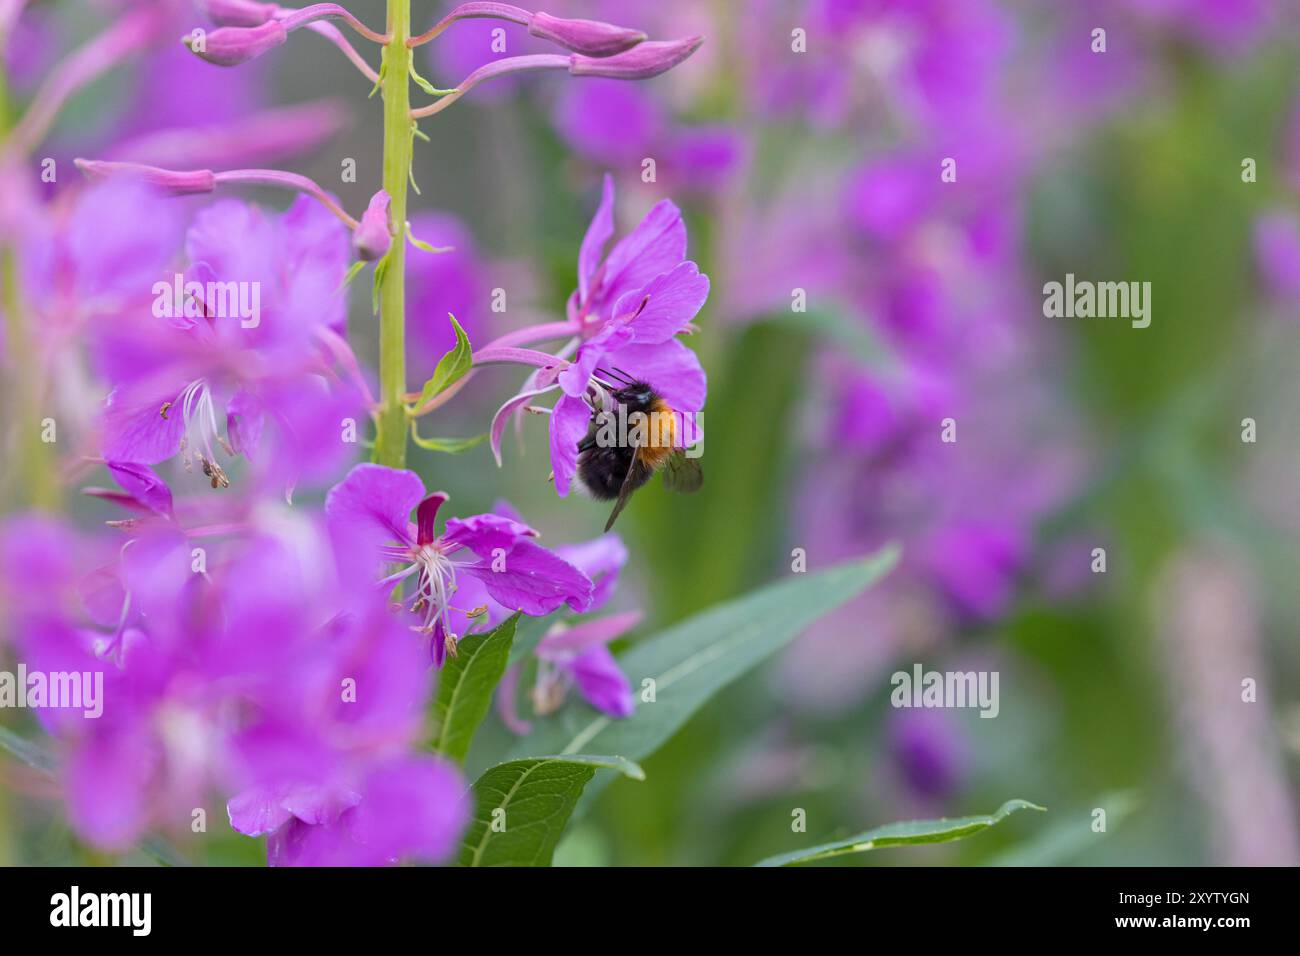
[426, 502, 636, 728]
[184, 18, 287, 66]
[410, 3, 647, 57]
[482, 175, 708, 496]
[410, 35, 703, 119]
[75, 158, 363, 229]
[0, 510, 408, 853]
[74, 158, 217, 195]
[531, 610, 639, 719]
[184, 3, 387, 67]
[325, 464, 594, 667]
[568, 36, 703, 79]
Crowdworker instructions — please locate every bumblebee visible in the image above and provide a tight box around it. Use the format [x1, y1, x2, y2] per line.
[576, 372, 702, 531]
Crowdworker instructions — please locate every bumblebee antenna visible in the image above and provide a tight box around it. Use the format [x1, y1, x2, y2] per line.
[595, 366, 631, 385]
[611, 366, 636, 383]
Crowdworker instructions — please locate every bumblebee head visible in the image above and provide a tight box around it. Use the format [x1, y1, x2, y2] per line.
[613, 382, 655, 409]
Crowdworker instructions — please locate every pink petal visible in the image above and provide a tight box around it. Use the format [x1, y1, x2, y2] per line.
[578, 173, 615, 302]
[325, 463, 424, 546]
[537, 610, 642, 657]
[550, 393, 592, 498]
[569, 644, 634, 718]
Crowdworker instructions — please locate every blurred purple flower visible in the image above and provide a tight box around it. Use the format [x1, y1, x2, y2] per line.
[93, 195, 364, 494]
[1253, 211, 1300, 303]
[887, 707, 968, 800]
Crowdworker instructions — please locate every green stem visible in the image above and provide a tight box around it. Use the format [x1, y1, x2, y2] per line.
[0, 65, 58, 511]
[374, 0, 411, 469]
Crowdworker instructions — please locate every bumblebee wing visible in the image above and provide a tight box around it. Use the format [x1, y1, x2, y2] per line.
[604, 452, 642, 532]
[663, 450, 703, 494]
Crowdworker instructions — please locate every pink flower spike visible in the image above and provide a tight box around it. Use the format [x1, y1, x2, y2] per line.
[569, 36, 703, 80]
[528, 12, 647, 57]
[353, 190, 393, 262]
[196, 0, 279, 27]
[74, 159, 216, 196]
[184, 20, 287, 67]
[408, 4, 645, 56]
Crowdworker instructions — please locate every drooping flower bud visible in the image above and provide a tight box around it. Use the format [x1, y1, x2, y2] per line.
[183, 20, 287, 66]
[527, 12, 646, 57]
[195, 0, 279, 27]
[74, 159, 216, 195]
[568, 36, 703, 80]
[353, 190, 393, 261]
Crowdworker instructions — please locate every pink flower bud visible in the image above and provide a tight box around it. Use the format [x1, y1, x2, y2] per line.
[183, 20, 287, 67]
[195, 0, 279, 27]
[353, 190, 392, 261]
[74, 159, 216, 195]
[528, 12, 646, 57]
[568, 35, 703, 80]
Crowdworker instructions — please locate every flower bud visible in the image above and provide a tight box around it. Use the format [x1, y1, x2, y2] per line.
[74, 159, 216, 195]
[195, 0, 279, 27]
[568, 36, 703, 80]
[183, 20, 287, 67]
[353, 190, 392, 261]
[528, 12, 646, 57]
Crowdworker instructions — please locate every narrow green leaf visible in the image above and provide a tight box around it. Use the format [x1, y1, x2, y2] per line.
[408, 60, 456, 97]
[371, 256, 389, 315]
[414, 313, 472, 408]
[0, 726, 55, 773]
[506, 612, 556, 667]
[987, 792, 1138, 866]
[368, 56, 387, 99]
[409, 422, 487, 454]
[337, 259, 367, 294]
[458, 755, 643, 867]
[502, 547, 900, 800]
[754, 799, 1046, 867]
[406, 221, 452, 255]
[431, 614, 519, 765]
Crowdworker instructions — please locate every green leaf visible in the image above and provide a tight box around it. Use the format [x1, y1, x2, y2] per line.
[405, 222, 452, 255]
[413, 313, 471, 409]
[368, 55, 387, 98]
[410, 422, 487, 454]
[431, 614, 519, 764]
[371, 255, 389, 315]
[0, 726, 55, 773]
[336, 259, 368, 294]
[458, 755, 644, 867]
[986, 792, 1138, 866]
[408, 60, 456, 97]
[754, 799, 1046, 867]
[501, 547, 900, 798]
[506, 612, 556, 667]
